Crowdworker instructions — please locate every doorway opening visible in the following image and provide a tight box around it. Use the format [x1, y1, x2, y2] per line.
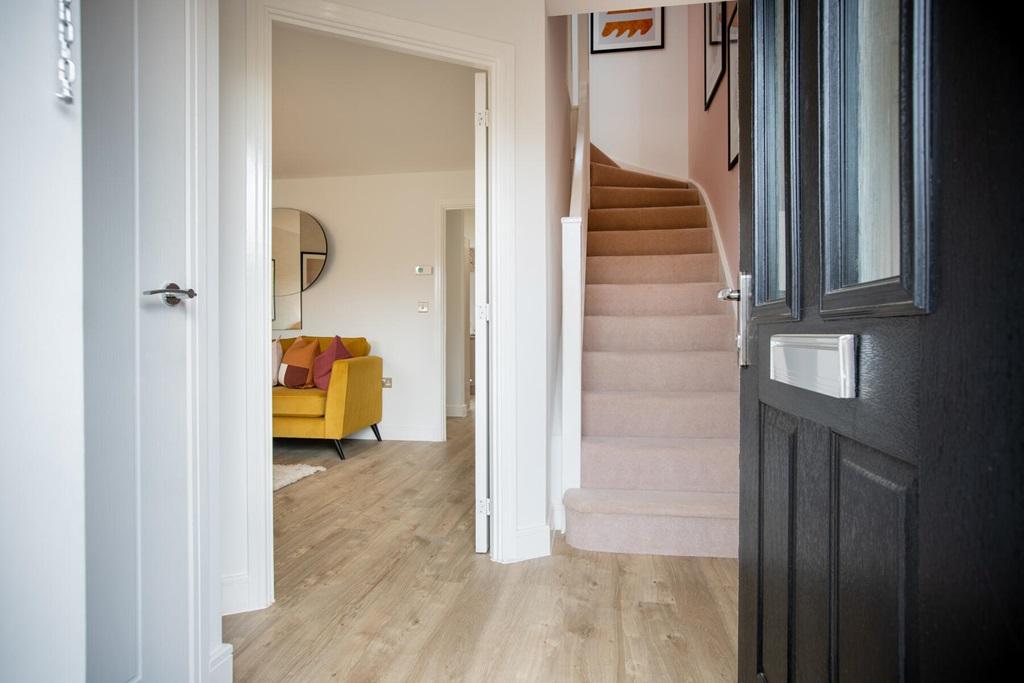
[220, 9, 497, 623]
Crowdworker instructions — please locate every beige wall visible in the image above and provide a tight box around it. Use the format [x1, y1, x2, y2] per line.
[687, 3, 739, 281]
[590, 5, 690, 179]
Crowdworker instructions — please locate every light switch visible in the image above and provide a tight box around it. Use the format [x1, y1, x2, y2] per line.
[382, 377, 393, 388]
[414, 265, 433, 275]
[417, 301, 430, 313]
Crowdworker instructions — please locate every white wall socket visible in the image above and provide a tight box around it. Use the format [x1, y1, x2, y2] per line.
[417, 301, 429, 313]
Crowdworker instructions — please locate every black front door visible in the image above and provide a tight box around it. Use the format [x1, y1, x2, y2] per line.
[737, 0, 1024, 680]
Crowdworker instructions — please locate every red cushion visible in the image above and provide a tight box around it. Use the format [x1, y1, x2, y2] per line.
[313, 336, 354, 390]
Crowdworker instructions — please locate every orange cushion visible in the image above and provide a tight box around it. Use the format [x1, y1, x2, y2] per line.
[278, 336, 318, 387]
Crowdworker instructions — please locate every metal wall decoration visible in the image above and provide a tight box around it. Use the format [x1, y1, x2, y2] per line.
[56, 0, 76, 104]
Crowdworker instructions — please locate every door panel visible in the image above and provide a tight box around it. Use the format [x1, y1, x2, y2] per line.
[758, 406, 796, 683]
[83, 0, 218, 679]
[473, 71, 490, 554]
[833, 435, 916, 682]
[738, 0, 1024, 680]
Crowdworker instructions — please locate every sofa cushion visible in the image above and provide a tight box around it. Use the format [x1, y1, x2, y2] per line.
[272, 339, 283, 386]
[272, 386, 328, 417]
[278, 336, 318, 387]
[313, 336, 353, 390]
[281, 336, 370, 358]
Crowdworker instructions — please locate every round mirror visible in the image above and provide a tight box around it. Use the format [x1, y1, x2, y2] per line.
[272, 208, 328, 296]
[272, 208, 328, 331]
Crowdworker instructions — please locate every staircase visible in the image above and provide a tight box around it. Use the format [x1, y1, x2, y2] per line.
[563, 146, 739, 558]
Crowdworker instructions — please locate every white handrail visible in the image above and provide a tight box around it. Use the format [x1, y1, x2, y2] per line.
[559, 13, 590, 525]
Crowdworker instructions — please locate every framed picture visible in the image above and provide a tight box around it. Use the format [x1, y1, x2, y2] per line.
[727, 3, 740, 169]
[704, 3, 726, 110]
[591, 8, 664, 54]
[301, 251, 326, 290]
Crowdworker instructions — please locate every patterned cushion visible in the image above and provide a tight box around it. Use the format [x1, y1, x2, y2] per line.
[277, 336, 318, 388]
[272, 339, 283, 386]
[313, 336, 354, 390]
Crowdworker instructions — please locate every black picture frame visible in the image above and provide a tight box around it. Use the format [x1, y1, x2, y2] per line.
[590, 8, 665, 54]
[727, 4, 740, 170]
[301, 251, 327, 291]
[704, 3, 727, 110]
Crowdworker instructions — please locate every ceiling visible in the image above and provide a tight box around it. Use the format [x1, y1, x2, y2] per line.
[272, 24, 477, 179]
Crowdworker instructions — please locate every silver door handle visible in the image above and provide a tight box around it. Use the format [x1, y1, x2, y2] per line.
[143, 282, 197, 306]
[717, 273, 751, 367]
[717, 288, 740, 301]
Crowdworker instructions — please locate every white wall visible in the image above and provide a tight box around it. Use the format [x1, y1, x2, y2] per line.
[446, 209, 474, 418]
[274, 171, 473, 441]
[590, 4, 689, 179]
[1, 3, 85, 680]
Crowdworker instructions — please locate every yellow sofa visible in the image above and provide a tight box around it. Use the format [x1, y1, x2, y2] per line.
[273, 336, 383, 459]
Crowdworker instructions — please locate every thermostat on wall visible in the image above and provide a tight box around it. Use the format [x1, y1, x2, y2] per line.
[414, 265, 433, 275]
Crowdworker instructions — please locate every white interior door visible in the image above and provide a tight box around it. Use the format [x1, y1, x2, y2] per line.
[82, 0, 226, 680]
[473, 72, 491, 554]
[0, 2, 86, 680]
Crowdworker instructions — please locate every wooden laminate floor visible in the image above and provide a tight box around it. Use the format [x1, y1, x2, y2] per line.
[224, 415, 738, 682]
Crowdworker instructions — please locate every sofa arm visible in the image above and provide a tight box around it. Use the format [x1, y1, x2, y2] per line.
[323, 355, 383, 439]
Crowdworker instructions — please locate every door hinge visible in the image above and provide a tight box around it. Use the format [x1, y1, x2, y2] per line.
[477, 498, 492, 516]
[477, 302, 490, 322]
[475, 109, 490, 127]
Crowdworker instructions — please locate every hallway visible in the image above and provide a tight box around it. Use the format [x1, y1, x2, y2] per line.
[224, 415, 738, 681]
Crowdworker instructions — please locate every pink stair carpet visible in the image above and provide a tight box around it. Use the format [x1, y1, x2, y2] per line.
[564, 145, 739, 559]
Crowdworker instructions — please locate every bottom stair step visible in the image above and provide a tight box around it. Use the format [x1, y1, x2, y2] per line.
[564, 488, 738, 558]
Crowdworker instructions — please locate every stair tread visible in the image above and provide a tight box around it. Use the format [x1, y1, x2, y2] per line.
[584, 349, 737, 358]
[583, 389, 738, 398]
[583, 434, 738, 452]
[585, 313, 733, 320]
[565, 487, 739, 519]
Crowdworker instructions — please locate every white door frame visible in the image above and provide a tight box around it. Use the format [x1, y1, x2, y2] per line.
[240, 0, 518, 605]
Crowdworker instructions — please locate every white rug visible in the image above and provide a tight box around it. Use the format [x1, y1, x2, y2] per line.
[273, 463, 326, 491]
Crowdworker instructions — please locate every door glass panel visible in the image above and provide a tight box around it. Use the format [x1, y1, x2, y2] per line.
[841, 0, 901, 285]
[754, 0, 789, 306]
[767, 0, 787, 300]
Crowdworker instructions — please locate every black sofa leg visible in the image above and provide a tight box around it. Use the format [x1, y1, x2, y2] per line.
[371, 424, 382, 442]
[332, 439, 346, 460]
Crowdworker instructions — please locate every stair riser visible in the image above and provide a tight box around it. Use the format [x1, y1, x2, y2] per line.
[590, 187, 700, 209]
[583, 392, 739, 438]
[589, 206, 707, 231]
[587, 228, 713, 257]
[585, 283, 725, 316]
[584, 316, 735, 352]
[591, 163, 689, 189]
[587, 254, 719, 284]
[583, 352, 738, 392]
[582, 447, 738, 492]
[565, 510, 738, 558]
